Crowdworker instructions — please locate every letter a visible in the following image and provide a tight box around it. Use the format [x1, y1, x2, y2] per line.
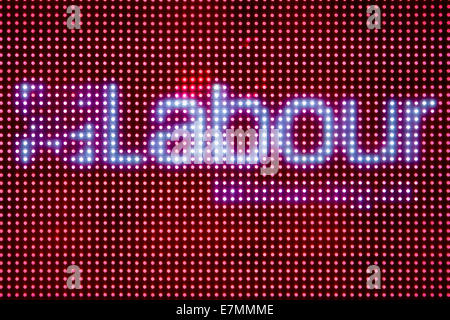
[366, 265, 381, 289]
[66, 264, 81, 289]
[366, 5, 381, 29]
[66, 5, 81, 29]
[171, 129, 192, 164]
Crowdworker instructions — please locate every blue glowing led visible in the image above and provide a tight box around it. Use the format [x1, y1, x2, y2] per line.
[149, 98, 204, 164]
[342, 100, 399, 164]
[211, 84, 270, 164]
[276, 99, 335, 164]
